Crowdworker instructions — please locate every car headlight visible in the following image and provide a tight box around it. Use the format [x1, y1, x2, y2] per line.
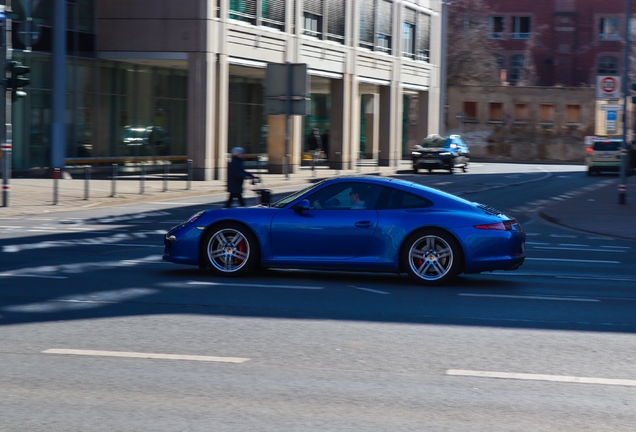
[439, 152, 451, 156]
[412, 152, 422, 156]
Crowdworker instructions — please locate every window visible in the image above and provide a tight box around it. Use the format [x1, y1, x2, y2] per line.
[359, 0, 376, 49]
[376, 188, 433, 210]
[599, 17, 620, 41]
[598, 56, 618, 74]
[509, 55, 525, 82]
[539, 104, 554, 122]
[304, 0, 323, 38]
[307, 183, 383, 210]
[489, 103, 503, 121]
[417, 12, 431, 62]
[463, 101, 478, 120]
[514, 104, 529, 121]
[376, 0, 393, 54]
[566, 105, 581, 123]
[488, 16, 504, 39]
[230, 0, 257, 24]
[326, 0, 345, 43]
[403, 23, 415, 59]
[511, 16, 531, 39]
[262, 0, 286, 31]
[304, 13, 322, 38]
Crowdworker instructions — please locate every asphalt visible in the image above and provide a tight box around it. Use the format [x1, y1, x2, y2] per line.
[1, 162, 635, 241]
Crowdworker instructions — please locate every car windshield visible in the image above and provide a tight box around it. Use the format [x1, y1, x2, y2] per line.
[270, 183, 322, 208]
[592, 141, 621, 151]
[419, 135, 449, 149]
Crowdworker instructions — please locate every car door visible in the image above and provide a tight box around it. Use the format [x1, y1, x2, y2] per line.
[270, 182, 381, 260]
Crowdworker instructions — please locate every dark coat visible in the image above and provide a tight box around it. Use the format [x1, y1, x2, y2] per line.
[306, 133, 322, 151]
[227, 156, 253, 194]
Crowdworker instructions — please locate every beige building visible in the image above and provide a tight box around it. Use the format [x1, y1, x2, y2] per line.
[97, 0, 444, 180]
[447, 85, 598, 162]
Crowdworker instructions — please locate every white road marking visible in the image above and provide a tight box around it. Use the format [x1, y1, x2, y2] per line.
[526, 257, 620, 264]
[531, 246, 625, 253]
[0, 225, 22, 228]
[27, 218, 54, 221]
[42, 349, 250, 363]
[459, 293, 599, 302]
[525, 241, 549, 245]
[349, 286, 390, 295]
[446, 370, 636, 387]
[187, 281, 323, 290]
[601, 245, 631, 249]
[558, 243, 588, 247]
[549, 234, 577, 238]
[489, 272, 636, 283]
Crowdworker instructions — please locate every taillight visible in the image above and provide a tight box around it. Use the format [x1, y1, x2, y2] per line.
[474, 221, 514, 231]
[586, 147, 593, 153]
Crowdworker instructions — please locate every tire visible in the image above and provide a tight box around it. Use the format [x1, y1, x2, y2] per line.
[462, 162, 469, 173]
[413, 165, 419, 174]
[448, 163, 454, 174]
[200, 222, 260, 276]
[401, 229, 463, 285]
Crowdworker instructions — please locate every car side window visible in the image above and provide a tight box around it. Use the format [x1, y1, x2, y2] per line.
[376, 187, 434, 210]
[306, 183, 382, 210]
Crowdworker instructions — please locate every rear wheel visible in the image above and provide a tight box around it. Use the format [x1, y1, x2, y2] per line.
[200, 223, 259, 276]
[401, 229, 463, 285]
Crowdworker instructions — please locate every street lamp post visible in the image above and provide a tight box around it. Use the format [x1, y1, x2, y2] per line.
[620, 0, 631, 205]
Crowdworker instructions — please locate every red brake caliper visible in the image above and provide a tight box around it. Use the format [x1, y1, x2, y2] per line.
[235, 239, 246, 264]
[415, 246, 424, 269]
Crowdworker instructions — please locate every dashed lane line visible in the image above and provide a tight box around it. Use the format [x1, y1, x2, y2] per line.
[42, 349, 250, 364]
[459, 293, 599, 302]
[187, 281, 323, 290]
[446, 370, 636, 387]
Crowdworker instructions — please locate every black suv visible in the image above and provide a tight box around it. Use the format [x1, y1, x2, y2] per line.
[412, 134, 470, 174]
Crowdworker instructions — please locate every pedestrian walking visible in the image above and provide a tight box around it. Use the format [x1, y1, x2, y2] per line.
[225, 147, 255, 208]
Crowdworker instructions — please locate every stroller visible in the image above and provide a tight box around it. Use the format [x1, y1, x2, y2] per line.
[251, 176, 271, 205]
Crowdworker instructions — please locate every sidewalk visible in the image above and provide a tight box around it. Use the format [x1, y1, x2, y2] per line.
[0, 164, 398, 217]
[2, 163, 635, 241]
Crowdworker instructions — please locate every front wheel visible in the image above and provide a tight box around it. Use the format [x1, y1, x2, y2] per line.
[200, 223, 259, 276]
[401, 229, 463, 285]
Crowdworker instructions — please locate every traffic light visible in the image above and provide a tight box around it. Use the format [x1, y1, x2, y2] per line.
[4, 61, 31, 101]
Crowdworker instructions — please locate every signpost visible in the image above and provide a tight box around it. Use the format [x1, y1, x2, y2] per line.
[264, 63, 309, 179]
[606, 110, 617, 132]
[1, 4, 10, 207]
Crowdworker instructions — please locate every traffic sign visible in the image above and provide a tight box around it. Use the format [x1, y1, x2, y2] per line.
[599, 104, 623, 111]
[606, 111, 617, 132]
[597, 75, 621, 99]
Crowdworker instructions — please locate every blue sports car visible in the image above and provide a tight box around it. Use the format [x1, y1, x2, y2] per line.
[163, 176, 526, 285]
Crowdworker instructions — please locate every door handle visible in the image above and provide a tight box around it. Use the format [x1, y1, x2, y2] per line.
[354, 221, 374, 228]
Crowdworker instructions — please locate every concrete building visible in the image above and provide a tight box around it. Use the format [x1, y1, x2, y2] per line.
[2, 0, 444, 180]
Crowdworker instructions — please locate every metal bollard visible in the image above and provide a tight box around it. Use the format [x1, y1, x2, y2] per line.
[140, 163, 146, 195]
[336, 152, 341, 176]
[311, 151, 316, 176]
[53, 168, 60, 205]
[163, 162, 170, 192]
[111, 164, 118, 198]
[358, 151, 362, 173]
[84, 165, 91, 200]
[186, 159, 193, 190]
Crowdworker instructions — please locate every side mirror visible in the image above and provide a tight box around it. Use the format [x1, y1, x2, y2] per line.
[292, 199, 310, 214]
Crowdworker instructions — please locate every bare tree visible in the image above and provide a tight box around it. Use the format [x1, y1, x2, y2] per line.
[446, 0, 501, 86]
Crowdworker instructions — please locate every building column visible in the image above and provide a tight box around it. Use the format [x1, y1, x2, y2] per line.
[188, 51, 216, 181]
[378, 83, 400, 166]
[215, 54, 230, 180]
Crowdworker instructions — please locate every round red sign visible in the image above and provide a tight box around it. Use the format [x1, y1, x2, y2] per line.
[601, 76, 618, 93]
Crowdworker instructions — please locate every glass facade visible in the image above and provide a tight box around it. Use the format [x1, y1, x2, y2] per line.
[5, 1, 187, 171]
[228, 77, 266, 155]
